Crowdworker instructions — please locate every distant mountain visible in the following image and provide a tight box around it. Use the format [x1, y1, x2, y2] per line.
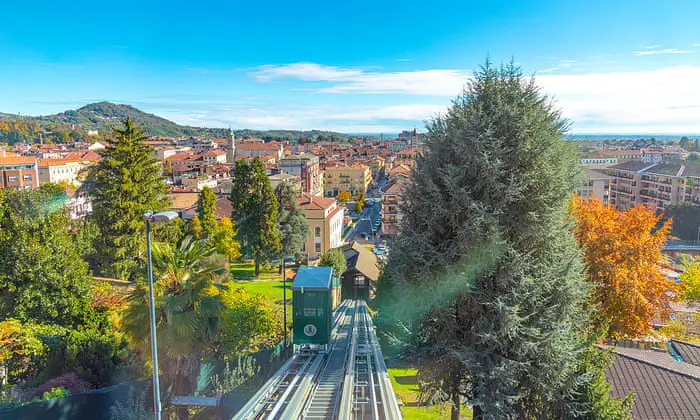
[47, 102, 199, 137]
[0, 102, 352, 144]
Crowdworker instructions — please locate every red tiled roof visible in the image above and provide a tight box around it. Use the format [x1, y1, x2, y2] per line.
[0, 156, 37, 165]
[383, 180, 406, 195]
[38, 158, 89, 167]
[215, 197, 232, 219]
[64, 150, 102, 162]
[236, 143, 281, 151]
[603, 345, 700, 419]
[298, 194, 336, 210]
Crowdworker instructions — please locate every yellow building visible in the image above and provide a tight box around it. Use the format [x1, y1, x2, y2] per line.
[298, 194, 345, 261]
[323, 165, 372, 197]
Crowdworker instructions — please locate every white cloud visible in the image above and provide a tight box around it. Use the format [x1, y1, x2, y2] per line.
[253, 62, 471, 95]
[538, 60, 578, 73]
[537, 65, 700, 133]
[644, 45, 661, 49]
[162, 63, 700, 134]
[634, 48, 694, 56]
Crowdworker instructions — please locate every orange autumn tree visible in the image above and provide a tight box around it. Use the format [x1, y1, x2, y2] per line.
[570, 196, 676, 338]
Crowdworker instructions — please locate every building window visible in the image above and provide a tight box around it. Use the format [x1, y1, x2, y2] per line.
[314, 226, 321, 238]
[315, 243, 321, 253]
[8, 176, 17, 182]
[23, 174, 32, 181]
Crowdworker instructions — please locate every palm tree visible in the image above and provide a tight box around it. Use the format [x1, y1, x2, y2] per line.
[123, 236, 226, 420]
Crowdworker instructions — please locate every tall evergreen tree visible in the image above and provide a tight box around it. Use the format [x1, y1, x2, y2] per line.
[381, 63, 625, 418]
[275, 181, 309, 260]
[83, 117, 169, 279]
[0, 188, 94, 327]
[197, 186, 218, 238]
[230, 158, 281, 277]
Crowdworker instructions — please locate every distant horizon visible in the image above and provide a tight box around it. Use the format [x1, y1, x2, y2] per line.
[2, 102, 699, 140]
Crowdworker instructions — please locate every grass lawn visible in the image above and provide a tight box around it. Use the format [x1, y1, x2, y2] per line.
[230, 262, 294, 323]
[230, 262, 282, 281]
[388, 367, 472, 419]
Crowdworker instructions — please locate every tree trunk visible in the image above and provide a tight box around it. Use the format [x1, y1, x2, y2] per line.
[255, 259, 260, 277]
[451, 392, 461, 420]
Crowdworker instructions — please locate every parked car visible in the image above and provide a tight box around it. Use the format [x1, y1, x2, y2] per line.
[360, 232, 368, 239]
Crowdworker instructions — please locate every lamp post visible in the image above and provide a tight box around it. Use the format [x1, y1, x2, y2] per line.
[143, 210, 180, 420]
[282, 255, 294, 348]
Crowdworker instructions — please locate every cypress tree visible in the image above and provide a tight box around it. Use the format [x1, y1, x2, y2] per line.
[83, 117, 169, 279]
[275, 181, 309, 260]
[197, 185, 218, 238]
[382, 62, 624, 418]
[230, 158, 281, 277]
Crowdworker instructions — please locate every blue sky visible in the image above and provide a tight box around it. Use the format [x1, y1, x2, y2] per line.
[1, 0, 699, 134]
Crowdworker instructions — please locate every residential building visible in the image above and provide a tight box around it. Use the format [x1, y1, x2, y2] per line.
[235, 141, 284, 162]
[394, 148, 420, 168]
[607, 161, 700, 211]
[182, 177, 218, 191]
[38, 159, 91, 187]
[607, 161, 650, 210]
[65, 189, 92, 219]
[604, 345, 700, 419]
[201, 149, 227, 164]
[579, 157, 618, 167]
[0, 156, 39, 190]
[581, 169, 611, 204]
[323, 165, 372, 197]
[268, 173, 302, 193]
[382, 180, 406, 237]
[279, 154, 323, 196]
[155, 146, 192, 160]
[298, 194, 345, 260]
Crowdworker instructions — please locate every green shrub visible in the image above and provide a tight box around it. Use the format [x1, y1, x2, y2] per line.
[43, 329, 140, 389]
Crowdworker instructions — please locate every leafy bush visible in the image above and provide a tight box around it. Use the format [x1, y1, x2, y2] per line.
[41, 386, 71, 400]
[36, 372, 90, 396]
[0, 319, 47, 383]
[220, 287, 280, 354]
[42, 329, 141, 389]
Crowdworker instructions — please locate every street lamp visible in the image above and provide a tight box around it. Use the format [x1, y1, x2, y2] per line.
[143, 210, 180, 420]
[282, 255, 295, 348]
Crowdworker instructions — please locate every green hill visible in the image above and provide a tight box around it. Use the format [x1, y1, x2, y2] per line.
[0, 102, 352, 144]
[49, 102, 198, 137]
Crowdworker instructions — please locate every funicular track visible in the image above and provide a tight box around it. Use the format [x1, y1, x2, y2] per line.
[233, 299, 401, 420]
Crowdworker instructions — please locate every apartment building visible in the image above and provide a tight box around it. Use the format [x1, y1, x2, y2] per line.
[0, 156, 39, 190]
[607, 161, 700, 211]
[581, 169, 611, 204]
[235, 141, 284, 162]
[38, 159, 91, 187]
[323, 165, 372, 197]
[298, 194, 345, 260]
[381, 180, 406, 237]
[279, 154, 323, 196]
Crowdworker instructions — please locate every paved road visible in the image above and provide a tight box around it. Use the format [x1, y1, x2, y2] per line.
[349, 198, 383, 245]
